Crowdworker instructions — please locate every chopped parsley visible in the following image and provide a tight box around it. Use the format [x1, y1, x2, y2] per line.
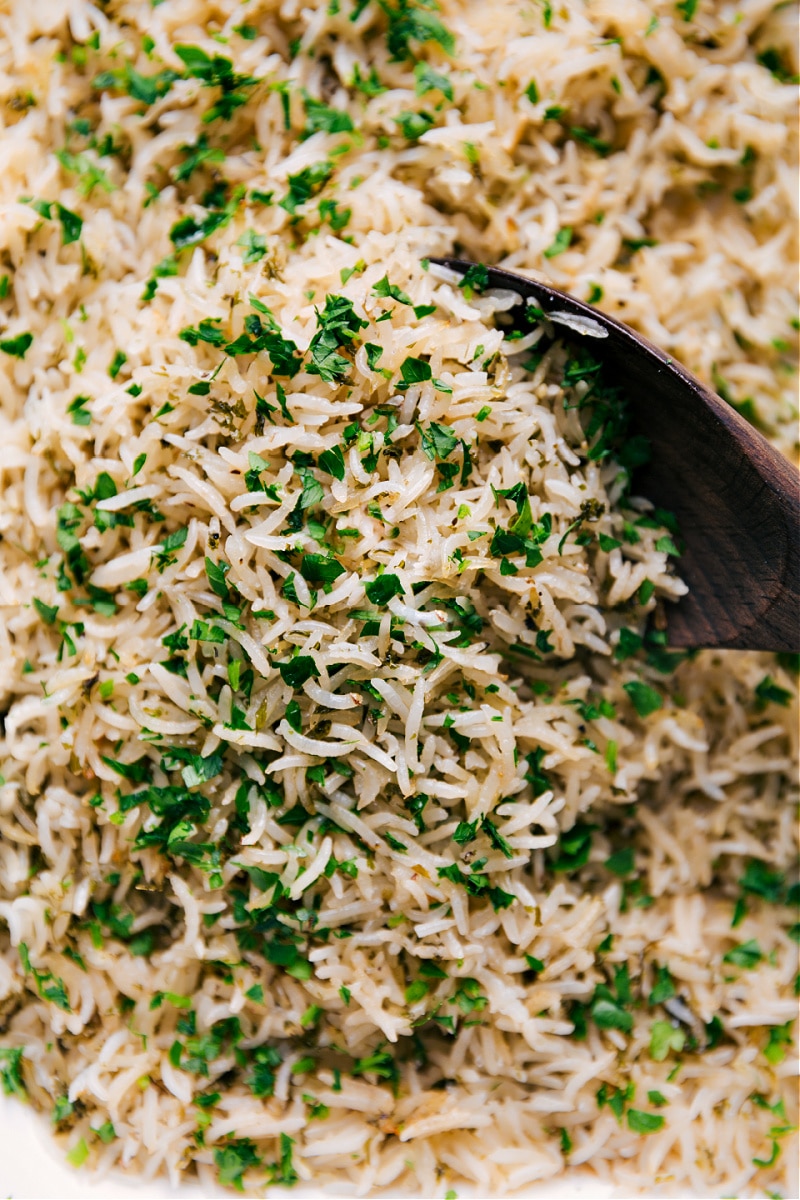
[307, 294, 367, 383]
[627, 1109, 665, 1134]
[379, 0, 456, 61]
[364, 573, 404, 605]
[543, 227, 573, 258]
[414, 61, 453, 100]
[280, 160, 334, 215]
[302, 92, 354, 138]
[623, 681, 663, 717]
[93, 61, 179, 106]
[279, 655, 320, 688]
[0, 1047, 25, 1097]
[0, 331, 33, 358]
[236, 229, 268, 263]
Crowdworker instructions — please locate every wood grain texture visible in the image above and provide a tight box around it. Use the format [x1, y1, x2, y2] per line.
[431, 258, 800, 651]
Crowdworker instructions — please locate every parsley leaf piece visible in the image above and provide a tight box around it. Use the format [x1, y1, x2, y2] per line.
[482, 817, 514, 858]
[66, 1138, 89, 1167]
[614, 627, 643, 660]
[722, 939, 762, 969]
[569, 125, 611, 156]
[755, 675, 792, 707]
[205, 556, 230, 599]
[364, 343, 384, 370]
[172, 134, 224, 182]
[55, 149, 115, 198]
[108, 349, 127, 379]
[170, 210, 229, 249]
[550, 822, 594, 872]
[740, 859, 786, 903]
[605, 847, 634, 876]
[380, 0, 456, 61]
[351, 63, 387, 95]
[395, 110, 435, 140]
[453, 819, 478, 844]
[459, 263, 489, 296]
[93, 62, 179, 106]
[649, 1020, 685, 1061]
[279, 655, 320, 688]
[419, 421, 457, 461]
[297, 468, 324, 510]
[33, 598, 59, 624]
[270, 1133, 298, 1187]
[318, 444, 345, 481]
[319, 198, 351, 231]
[101, 754, 152, 784]
[648, 965, 676, 1006]
[265, 335, 303, 379]
[372, 274, 412, 304]
[280, 160, 334, 215]
[414, 61, 454, 100]
[307, 294, 367, 383]
[627, 1109, 664, 1134]
[591, 996, 633, 1032]
[214, 1140, 262, 1190]
[364, 574, 404, 605]
[399, 357, 432, 389]
[300, 552, 345, 585]
[51, 203, 83, 244]
[1, 331, 33, 358]
[236, 229, 267, 263]
[543, 227, 573, 258]
[307, 337, 350, 383]
[0, 1047, 26, 1098]
[302, 92, 354, 137]
[152, 526, 188, 572]
[173, 44, 258, 122]
[623, 681, 663, 717]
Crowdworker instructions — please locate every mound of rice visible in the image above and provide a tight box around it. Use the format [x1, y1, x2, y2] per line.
[0, 1, 797, 1196]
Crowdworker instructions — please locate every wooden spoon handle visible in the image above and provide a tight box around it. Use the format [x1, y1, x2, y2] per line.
[431, 259, 800, 651]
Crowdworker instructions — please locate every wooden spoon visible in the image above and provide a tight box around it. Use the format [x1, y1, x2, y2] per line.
[430, 257, 800, 651]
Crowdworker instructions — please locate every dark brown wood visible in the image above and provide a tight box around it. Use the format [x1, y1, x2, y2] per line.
[431, 257, 800, 651]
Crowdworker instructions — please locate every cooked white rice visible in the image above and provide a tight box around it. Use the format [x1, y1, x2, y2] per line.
[0, 0, 797, 1197]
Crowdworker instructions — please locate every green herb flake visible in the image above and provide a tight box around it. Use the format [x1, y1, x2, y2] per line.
[280, 160, 334, 215]
[214, 1140, 262, 1190]
[66, 394, 92, 425]
[302, 92, 354, 138]
[627, 1109, 665, 1134]
[66, 1137, 89, 1167]
[722, 939, 763, 969]
[648, 965, 676, 1006]
[755, 675, 792, 707]
[33, 597, 59, 625]
[373, 274, 412, 305]
[364, 573, 404, 605]
[414, 61, 454, 101]
[318, 444, 346, 480]
[381, 0, 456, 61]
[649, 1020, 685, 1061]
[605, 847, 634, 876]
[0, 1047, 26, 1097]
[623, 681, 663, 717]
[543, 227, 573, 258]
[236, 229, 267, 263]
[1, 331, 33, 358]
[279, 655, 320, 689]
[108, 349, 127, 379]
